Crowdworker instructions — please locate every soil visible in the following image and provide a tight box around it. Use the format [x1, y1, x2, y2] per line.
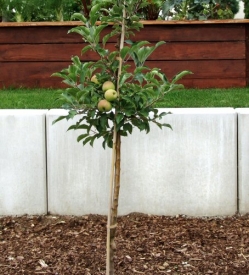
[1, 213, 249, 275]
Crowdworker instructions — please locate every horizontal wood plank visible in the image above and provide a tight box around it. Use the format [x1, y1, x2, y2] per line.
[0, 22, 248, 88]
[134, 25, 246, 42]
[153, 60, 245, 79]
[0, 60, 245, 89]
[181, 78, 246, 88]
[0, 24, 245, 44]
[1, 19, 249, 27]
[0, 41, 245, 61]
[0, 26, 81, 44]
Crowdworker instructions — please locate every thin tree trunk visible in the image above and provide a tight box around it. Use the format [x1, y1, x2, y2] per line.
[109, 132, 121, 274]
[106, 5, 125, 274]
[106, 124, 117, 275]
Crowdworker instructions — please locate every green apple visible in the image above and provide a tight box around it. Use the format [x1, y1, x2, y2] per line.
[97, 99, 112, 112]
[102, 81, 115, 92]
[91, 75, 99, 84]
[104, 89, 118, 102]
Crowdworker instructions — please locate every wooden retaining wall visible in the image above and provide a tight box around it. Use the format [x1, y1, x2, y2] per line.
[0, 20, 249, 89]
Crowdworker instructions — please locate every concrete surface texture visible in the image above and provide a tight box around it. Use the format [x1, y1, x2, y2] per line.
[0, 108, 244, 216]
[0, 110, 47, 215]
[120, 108, 237, 216]
[46, 108, 237, 217]
[237, 108, 249, 214]
[46, 109, 111, 216]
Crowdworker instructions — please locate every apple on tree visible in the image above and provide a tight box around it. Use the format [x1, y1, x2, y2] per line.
[104, 89, 118, 102]
[97, 99, 112, 112]
[102, 81, 115, 92]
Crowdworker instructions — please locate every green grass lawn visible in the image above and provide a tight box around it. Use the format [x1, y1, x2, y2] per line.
[0, 87, 249, 109]
[0, 88, 62, 109]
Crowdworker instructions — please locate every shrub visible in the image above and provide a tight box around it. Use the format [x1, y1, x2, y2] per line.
[0, 0, 82, 22]
[244, 0, 249, 18]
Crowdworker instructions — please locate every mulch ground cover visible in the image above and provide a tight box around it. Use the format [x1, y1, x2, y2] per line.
[1, 213, 249, 274]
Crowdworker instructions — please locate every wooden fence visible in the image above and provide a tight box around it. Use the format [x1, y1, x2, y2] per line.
[0, 20, 249, 89]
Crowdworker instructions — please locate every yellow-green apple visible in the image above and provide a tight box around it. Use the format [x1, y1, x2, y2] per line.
[91, 75, 99, 84]
[102, 81, 115, 92]
[97, 99, 112, 112]
[104, 89, 118, 101]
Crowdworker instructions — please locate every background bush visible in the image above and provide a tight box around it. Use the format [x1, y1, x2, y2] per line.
[0, 0, 82, 22]
[0, 0, 242, 22]
[244, 0, 249, 19]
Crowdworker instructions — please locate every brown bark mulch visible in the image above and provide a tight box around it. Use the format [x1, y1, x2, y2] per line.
[1, 213, 249, 274]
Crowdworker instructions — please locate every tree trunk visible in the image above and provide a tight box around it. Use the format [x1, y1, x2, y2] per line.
[106, 130, 121, 275]
[106, 6, 125, 274]
[110, 131, 121, 274]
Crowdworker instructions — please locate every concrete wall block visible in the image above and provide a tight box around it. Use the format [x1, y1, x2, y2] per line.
[237, 108, 249, 214]
[120, 108, 237, 216]
[0, 110, 47, 215]
[47, 108, 237, 216]
[46, 110, 112, 215]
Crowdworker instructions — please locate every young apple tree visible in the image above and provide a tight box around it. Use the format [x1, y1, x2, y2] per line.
[52, 0, 191, 273]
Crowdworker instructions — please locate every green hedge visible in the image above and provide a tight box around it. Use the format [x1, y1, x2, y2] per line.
[245, 0, 249, 19]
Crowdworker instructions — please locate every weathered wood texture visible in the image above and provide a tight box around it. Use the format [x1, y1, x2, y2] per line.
[0, 20, 249, 89]
[246, 23, 249, 86]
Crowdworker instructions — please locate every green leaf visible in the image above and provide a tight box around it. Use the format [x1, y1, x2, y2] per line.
[125, 40, 134, 45]
[138, 109, 149, 117]
[115, 112, 124, 124]
[168, 83, 185, 92]
[68, 110, 78, 119]
[133, 41, 165, 66]
[134, 72, 144, 84]
[69, 26, 90, 37]
[59, 91, 75, 104]
[102, 133, 113, 149]
[52, 115, 67, 125]
[124, 107, 136, 117]
[103, 29, 119, 46]
[159, 112, 169, 118]
[83, 136, 94, 146]
[123, 123, 133, 134]
[82, 45, 92, 55]
[131, 118, 146, 131]
[131, 40, 150, 52]
[120, 131, 128, 137]
[89, 4, 101, 25]
[100, 114, 108, 129]
[70, 13, 88, 23]
[172, 70, 193, 84]
[90, 135, 98, 147]
[120, 46, 131, 60]
[88, 110, 96, 118]
[71, 56, 81, 67]
[75, 124, 91, 130]
[77, 133, 89, 142]
[95, 24, 108, 39]
[67, 125, 76, 131]
[119, 73, 133, 86]
[96, 45, 109, 57]
[161, 123, 173, 130]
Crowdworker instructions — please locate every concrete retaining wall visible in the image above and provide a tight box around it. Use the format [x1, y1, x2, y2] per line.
[0, 108, 248, 216]
[237, 109, 249, 214]
[0, 110, 47, 215]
